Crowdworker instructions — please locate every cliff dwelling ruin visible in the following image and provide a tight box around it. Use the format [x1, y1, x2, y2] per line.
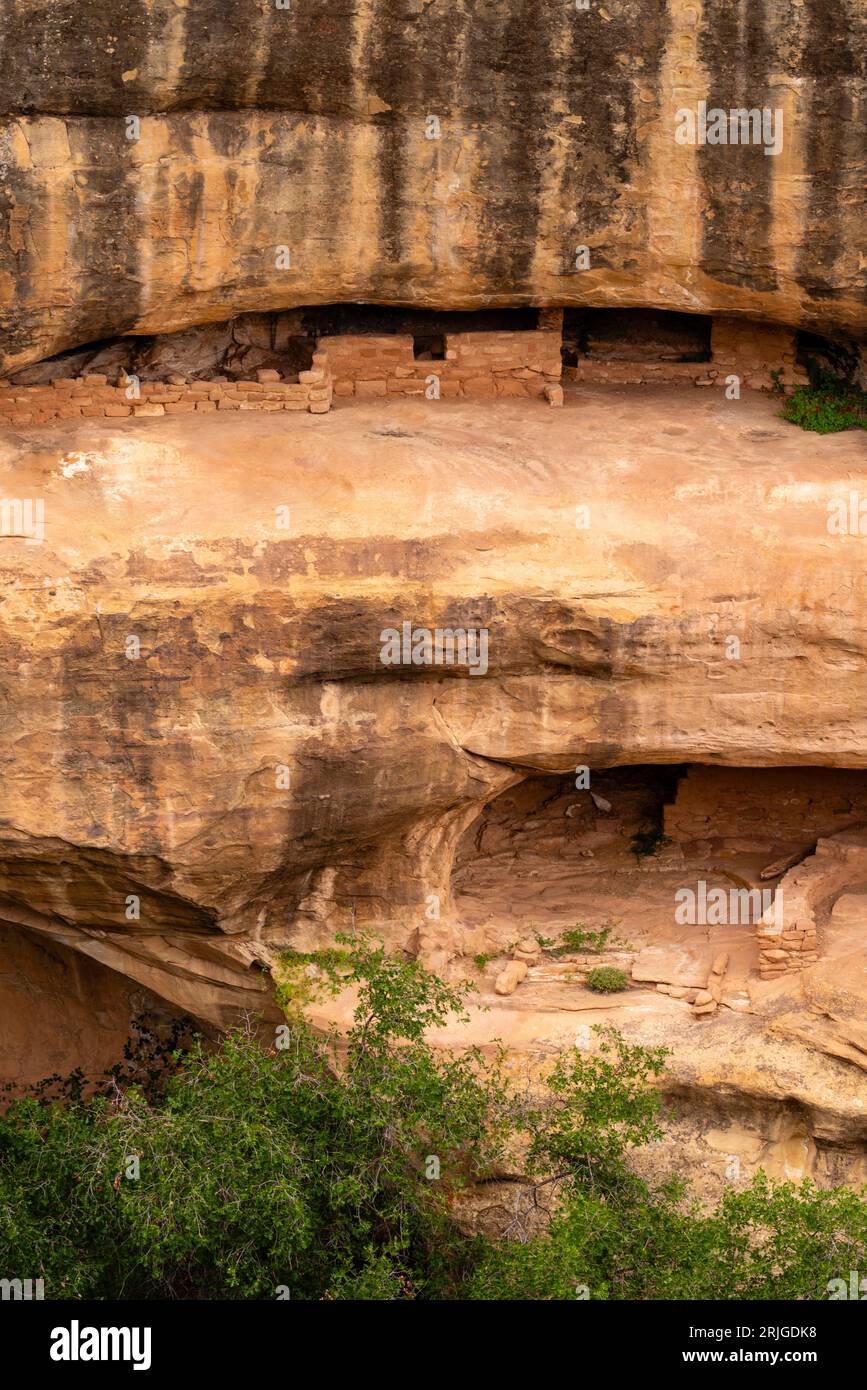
[0, 0, 866, 1235]
[4, 305, 860, 424]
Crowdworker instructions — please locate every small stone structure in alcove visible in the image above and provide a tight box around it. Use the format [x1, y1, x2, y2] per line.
[1, 304, 838, 425]
[664, 767, 867, 978]
[318, 305, 564, 402]
[562, 308, 809, 391]
[451, 764, 867, 1002]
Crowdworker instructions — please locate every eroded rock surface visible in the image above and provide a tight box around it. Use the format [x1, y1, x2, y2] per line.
[0, 388, 864, 1040]
[0, 387, 864, 1187]
[1, 0, 865, 371]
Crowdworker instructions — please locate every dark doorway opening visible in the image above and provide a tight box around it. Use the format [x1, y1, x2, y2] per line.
[796, 330, 861, 386]
[562, 308, 712, 369]
[413, 334, 446, 361]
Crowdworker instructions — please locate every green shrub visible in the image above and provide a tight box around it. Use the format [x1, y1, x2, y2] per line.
[557, 924, 612, 954]
[274, 945, 350, 1015]
[467, 1170, 867, 1301]
[779, 373, 867, 434]
[584, 966, 630, 994]
[0, 936, 509, 1301]
[2, 943, 866, 1302]
[767, 367, 786, 398]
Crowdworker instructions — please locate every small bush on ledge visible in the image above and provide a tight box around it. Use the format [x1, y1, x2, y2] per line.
[585, 966, 630, 993]
[779, 373, 867, 433]
[557, 924, 612, 954]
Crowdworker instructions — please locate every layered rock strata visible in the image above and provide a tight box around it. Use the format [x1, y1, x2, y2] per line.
[0, 391, 864, 1034]
[1, 0, 865, 372]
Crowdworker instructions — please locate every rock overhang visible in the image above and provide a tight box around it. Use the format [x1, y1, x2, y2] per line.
[1, 0, 865, 371]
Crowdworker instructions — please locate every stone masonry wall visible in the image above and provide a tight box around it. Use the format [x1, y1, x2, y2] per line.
[0, 313, 815, 426]
[665, 766, 867, 848]
[324, 318, 564, 403]
[709, 318, 809, 391]
[756, 833, 867, 979]
[568, 316, 809, 390]
[668, 768, 867, 979]
[0, 353, 332, 426]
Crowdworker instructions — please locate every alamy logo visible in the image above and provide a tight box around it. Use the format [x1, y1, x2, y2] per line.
[675, 102, 783, 157]
[675, 880, 782, 926]
[827, 492, 867, 535]
[379, 621, 489, 676]
[0, 498, 44, 544]
[827, 1270, 867, 1299]
[0, 1277, 44, 1300]
[50, 1320, 152, 1371]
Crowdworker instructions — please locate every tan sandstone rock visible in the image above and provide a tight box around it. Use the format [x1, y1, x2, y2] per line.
[495, 961, 529, 996]
[0, 3, 864, 371]
[0, 389, 865, 1085]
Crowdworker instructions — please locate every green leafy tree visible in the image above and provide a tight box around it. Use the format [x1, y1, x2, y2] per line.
[0, 937, 508, 1300]
[2, 945, 866, 1302]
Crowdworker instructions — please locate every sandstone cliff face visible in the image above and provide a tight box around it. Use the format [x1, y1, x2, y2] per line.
[0, 391, 865, 1032]
[0, 920, 199, 1089]
[0, 0, 866, 1183]
[1, 0, 865, 372]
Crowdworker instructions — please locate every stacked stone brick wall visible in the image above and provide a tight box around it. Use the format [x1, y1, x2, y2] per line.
[0, 352, 333, 426]
[323, 326, 563, 403]
[756, 833, 867, 978]
[1, 312, 817, 423]
[567, 315, 808, 390]
[665, 766, 867, 847]
[709, 317, 808, 390]
[666, 769, 867, 979]
[567, 359, 714, 386]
